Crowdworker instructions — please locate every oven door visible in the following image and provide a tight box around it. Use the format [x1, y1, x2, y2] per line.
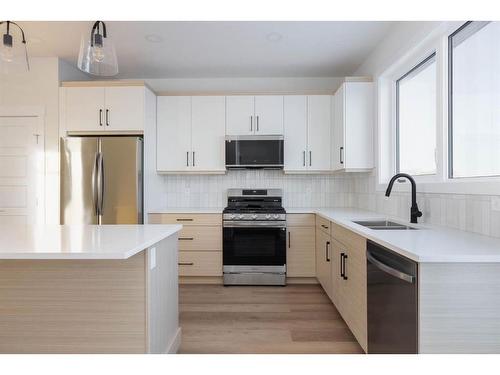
[223, 221, 286, 266]
[225, 136, 284, 169]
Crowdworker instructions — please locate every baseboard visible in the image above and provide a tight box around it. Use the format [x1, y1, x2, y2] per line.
[179, 276, 223, 284]
[286, 277, 319, 284]
[165, 327, 182, 354]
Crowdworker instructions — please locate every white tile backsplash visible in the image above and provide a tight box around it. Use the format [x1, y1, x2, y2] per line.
[156, 170, 352, 209]
[348, 173, 500, 239]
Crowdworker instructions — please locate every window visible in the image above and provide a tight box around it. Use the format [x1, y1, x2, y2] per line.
[449, 21, 500, 178]
[396, 53, 437, 176]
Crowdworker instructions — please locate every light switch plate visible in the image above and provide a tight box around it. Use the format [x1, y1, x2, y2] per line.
[491, 196, 500, 212]
[150, 247, 156, 269]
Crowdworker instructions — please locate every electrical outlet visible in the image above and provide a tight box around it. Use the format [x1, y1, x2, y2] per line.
[149, 247, 157, 269]
[491, 196, 500, 212]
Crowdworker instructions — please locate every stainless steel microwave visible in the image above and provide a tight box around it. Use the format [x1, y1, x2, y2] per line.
[225, 135, 284, 169]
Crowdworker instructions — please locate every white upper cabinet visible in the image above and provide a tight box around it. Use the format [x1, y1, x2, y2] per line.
[332, 82, 374, 171]
[226, 95, 283, 136]
[61, 85, 145, 132]
[191, 96, 226, 172]
[157, 96, 192, 172]
[225, 96, 254, 136]
[104, 87, 145, 131]
[307, 95, 332, 171]
[284, 96, 308, 171]
[254, 95, 284, 135]
[157, 96, 226, 173]
[284, 95, 331, 172]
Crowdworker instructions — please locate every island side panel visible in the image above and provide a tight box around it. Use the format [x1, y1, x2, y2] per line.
[0, 253, 147, 353]
[419, 262, 500, 353]
[146, 234, 180, 353]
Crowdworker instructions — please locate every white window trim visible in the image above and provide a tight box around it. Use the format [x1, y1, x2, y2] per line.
[375, 21, 500, 196]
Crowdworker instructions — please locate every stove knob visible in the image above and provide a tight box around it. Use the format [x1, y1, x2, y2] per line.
[273, 214, 280, 219]
[251, 214, 258, 220]
[238, 214, 244, 219]
[229, 214, 236, 219]
[265, 214, 271, 220]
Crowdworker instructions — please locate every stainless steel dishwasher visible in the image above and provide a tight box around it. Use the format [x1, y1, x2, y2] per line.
[367, 240, 418, 353]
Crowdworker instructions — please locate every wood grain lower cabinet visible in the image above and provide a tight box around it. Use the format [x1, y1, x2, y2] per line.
[286, 223, 315, 277]
[178, 251, 222, 277]
[315, 228, 333, 299]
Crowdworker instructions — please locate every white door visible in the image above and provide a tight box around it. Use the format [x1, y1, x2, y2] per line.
[254, 95, 284, 135]
[105, 87, 145, 131]
[64, 87, 105, 132]
[332, 85, 346, 171]
[157, 96, 192, 172]
[0, 116, 43, 224]
[284, 96, 308, 171]
[225, 96, 254, 136]
[307, 95, 332, 171]
[191, 96, 226, 172]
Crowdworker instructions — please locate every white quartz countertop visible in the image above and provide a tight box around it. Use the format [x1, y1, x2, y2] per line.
[312, 208, 500, 263]
[0, 224, 182, 260]
[149, 207, 225, 214]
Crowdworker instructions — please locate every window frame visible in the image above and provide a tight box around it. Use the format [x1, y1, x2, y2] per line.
[376, 21, 500, 196]
[395, 51, 437, 176]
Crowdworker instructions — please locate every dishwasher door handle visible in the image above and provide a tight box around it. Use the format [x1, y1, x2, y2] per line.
[367, 251, 415, 283]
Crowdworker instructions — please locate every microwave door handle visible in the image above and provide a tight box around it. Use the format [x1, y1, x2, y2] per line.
[367, 251, 415, 283]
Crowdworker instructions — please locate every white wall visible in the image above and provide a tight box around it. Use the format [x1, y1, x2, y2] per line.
[0, 57, 60, 224]
[347, 21, 500, 238]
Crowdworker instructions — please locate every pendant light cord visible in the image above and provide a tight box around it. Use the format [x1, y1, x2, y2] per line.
[0, 21, 27, 44]
[90, 21, 107, 47]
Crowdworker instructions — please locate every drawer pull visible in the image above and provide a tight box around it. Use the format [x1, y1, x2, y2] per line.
[321, 224, 329, 229]
[179, 237, 194, 241]
[178, 262, 194, 266]
[176, 218, 194, 222]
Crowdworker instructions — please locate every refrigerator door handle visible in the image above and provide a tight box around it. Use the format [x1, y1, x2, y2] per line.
[92, 153, 99, 215]
[96, 152, 104, 216]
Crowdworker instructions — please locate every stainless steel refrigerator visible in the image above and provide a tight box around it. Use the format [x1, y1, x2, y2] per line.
[60, 136, 143, 225]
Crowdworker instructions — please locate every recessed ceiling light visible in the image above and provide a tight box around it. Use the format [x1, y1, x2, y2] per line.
[145, 34, 163, 43]
[266, 32, 283, 43]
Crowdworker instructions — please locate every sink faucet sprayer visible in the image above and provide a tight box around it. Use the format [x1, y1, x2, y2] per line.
[385, 173, 422, 224]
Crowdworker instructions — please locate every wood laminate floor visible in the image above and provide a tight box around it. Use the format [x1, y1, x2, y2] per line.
[178, 284, 364, 354]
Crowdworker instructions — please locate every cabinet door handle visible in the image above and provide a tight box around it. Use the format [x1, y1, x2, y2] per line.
[309, 151, 312, 166]
[99, 109, 103, 126]
[342, 253, 348, 280]
[256, 116, 259, 132]
[192, 151, 195, 167]
[326, 241, 331, 262]
[176, 218, 193, 222]
[340, 253, 344, 278]
[179, 237, 194, 241]
[340, 147, 344, 164]
[288, 231, 291, 248]
[250, 116, 253, 132]
[105, 109, 109, 126]
[303, 151, 306, 167]
[178, 262, 194, 266]
[186, 151, 189, 167]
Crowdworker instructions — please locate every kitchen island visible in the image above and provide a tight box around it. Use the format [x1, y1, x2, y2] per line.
[0, 224, 182, 354]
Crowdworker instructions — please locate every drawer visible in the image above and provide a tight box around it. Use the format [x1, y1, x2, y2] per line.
[287, 214, 315, 227]
[148, 213, 221, 226]
[178, 251, 222, 277]
[178, 226, 222, 251]
[331, 221, 365, 252]
[316, 215, 331, 235]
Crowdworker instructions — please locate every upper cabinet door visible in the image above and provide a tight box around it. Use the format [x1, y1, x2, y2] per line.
[284, 96, 308, 171]
[254, 95, 284, 135]
[226, 96, 255, 136]
[191, 96, 226, 172]
[157, 96, 192, 172]
[332, 85, 345, 171]
[104, 87, 145, 131]
[64, 87, 105, 132]
[307, 95, 332, 171]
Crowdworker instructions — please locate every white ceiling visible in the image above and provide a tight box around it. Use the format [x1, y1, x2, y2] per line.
[19, 21, 395, 78]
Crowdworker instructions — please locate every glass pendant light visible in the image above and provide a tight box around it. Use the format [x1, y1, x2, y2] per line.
[77, 21, 118, 76]
[0, 21, 30, 74]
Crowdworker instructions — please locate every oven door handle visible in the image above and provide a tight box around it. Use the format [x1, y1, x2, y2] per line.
[223, 221, 286, 228]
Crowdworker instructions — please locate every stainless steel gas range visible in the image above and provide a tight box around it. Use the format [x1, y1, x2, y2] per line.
[222, 189, 286, 286]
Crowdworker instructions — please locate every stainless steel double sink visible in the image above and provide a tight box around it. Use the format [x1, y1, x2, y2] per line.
[352, 220, 418, 230]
